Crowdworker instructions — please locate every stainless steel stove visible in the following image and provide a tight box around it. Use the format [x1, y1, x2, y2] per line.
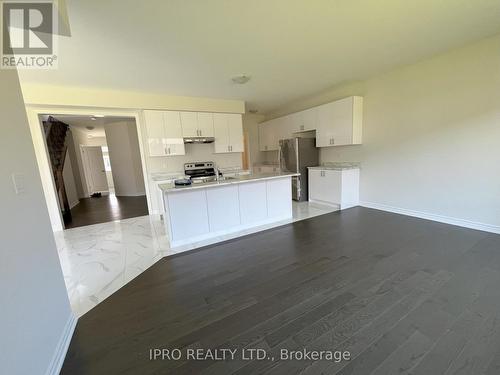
[184, 162, 217, 184]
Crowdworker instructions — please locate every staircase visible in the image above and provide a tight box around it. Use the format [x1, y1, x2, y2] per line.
[43, 117, 72, 224]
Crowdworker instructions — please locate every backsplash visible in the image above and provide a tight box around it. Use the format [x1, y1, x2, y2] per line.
[146, 143, 243, 174]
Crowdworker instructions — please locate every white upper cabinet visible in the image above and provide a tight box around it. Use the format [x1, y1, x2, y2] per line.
[163, 111, 185, 155]
[144, 110, 166, 157]
[289, 108, 317, 133]
[302, 107, 318, 131]
[258, 96, 363, 151]
[274, 117, 290, 145]
[180, 112, 215, 137]
[259, 119, 278, 151]
[317, 96, 363, 147]
[180, 112, 198, 137]
[196, 112, 214, 137]
[144, 110, 185, 156]
[213, 113, 243, 153]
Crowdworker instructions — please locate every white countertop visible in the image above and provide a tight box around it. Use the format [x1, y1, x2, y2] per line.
[308, 162, 360, 170]
[150, 172, 187, 181]
[159, 172, 299, 193]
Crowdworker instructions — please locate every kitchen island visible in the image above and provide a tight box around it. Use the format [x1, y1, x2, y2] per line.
[159, 172, 298, 248]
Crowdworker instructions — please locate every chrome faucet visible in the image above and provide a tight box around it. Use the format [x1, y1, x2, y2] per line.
[215, 164, 221, 182]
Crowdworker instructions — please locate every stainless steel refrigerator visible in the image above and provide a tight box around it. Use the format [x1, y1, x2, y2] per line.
[279, 137, 319, 201]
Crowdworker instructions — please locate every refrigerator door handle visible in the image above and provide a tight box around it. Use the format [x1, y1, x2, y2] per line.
[278, 143, 282, 172]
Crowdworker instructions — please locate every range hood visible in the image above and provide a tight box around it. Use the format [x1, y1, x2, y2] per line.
[183, 137, 215, 144]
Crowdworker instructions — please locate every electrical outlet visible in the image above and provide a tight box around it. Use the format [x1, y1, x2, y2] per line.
[12, 173, 26, 195]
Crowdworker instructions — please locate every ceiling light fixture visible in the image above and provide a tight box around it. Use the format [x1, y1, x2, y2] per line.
[93, 114, 105, 118]
[248, 109, 258, 114]
[86, 126, 95, 130]
[232, 75, 251, 84]
[90, 117, 96, 121]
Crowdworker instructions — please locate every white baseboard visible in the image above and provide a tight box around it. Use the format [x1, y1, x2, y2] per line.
[45, 313, 77, 375]
[360, 201, 500, 235]
[115, 192, 146, 197]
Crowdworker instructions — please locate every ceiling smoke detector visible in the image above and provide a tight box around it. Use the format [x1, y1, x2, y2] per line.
[231, 75, 251, 84]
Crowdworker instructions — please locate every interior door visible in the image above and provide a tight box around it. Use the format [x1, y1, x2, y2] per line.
[81, 146, 109, 195]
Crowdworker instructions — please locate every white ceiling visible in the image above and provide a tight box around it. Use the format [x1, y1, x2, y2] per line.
[51, 115, 133, 137]
[19, 0, 500, 113]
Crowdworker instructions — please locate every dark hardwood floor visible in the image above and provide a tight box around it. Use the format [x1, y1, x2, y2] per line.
[61, 207, 500, 375]
[64, 194, 148, 229]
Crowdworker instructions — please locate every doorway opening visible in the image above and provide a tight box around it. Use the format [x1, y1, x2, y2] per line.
[41, 114, 148, 229]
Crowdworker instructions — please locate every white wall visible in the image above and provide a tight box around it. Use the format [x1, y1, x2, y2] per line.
[62, 151, 80, 208]
[104, 120, 146, 196]
[263, 34, 500, 230]
[0, 71, 74, 374]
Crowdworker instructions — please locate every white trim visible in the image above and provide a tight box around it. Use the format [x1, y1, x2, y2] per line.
[25, 105, 153, 231]
[114, 192, 147, 197]
[45, 313, 77, 375]
[360, 201, 500, 235]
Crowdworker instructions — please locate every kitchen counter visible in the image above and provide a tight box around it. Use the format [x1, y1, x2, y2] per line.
[159, 172, 299, 192]
[308, 162, 360, 170]
[150, 172, 187, 181]
[161, 172, 296, 248]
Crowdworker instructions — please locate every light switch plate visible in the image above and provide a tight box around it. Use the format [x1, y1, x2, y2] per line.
[12, 173, 26, 194]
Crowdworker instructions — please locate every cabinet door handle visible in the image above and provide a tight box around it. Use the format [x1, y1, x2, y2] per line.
[168, 147, 171, 154]
[199, 129, 202, 136]
[230, 145, 232, 151]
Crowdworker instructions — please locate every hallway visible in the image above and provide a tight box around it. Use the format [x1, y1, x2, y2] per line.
[65, 194, 148, 229]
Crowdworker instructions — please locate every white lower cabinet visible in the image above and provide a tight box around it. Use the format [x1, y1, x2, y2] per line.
[163, 176, 294, 248]
[166, 189, 210, 241]
[308, 168, 359, 209]
[266, 178, 292, 218]
[239, 181, 268, 224]
[206, 185, 240, 231]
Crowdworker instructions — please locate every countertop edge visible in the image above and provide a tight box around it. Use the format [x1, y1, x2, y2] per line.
[307, 166, 360, 170]
[160, 173, 299, 193]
